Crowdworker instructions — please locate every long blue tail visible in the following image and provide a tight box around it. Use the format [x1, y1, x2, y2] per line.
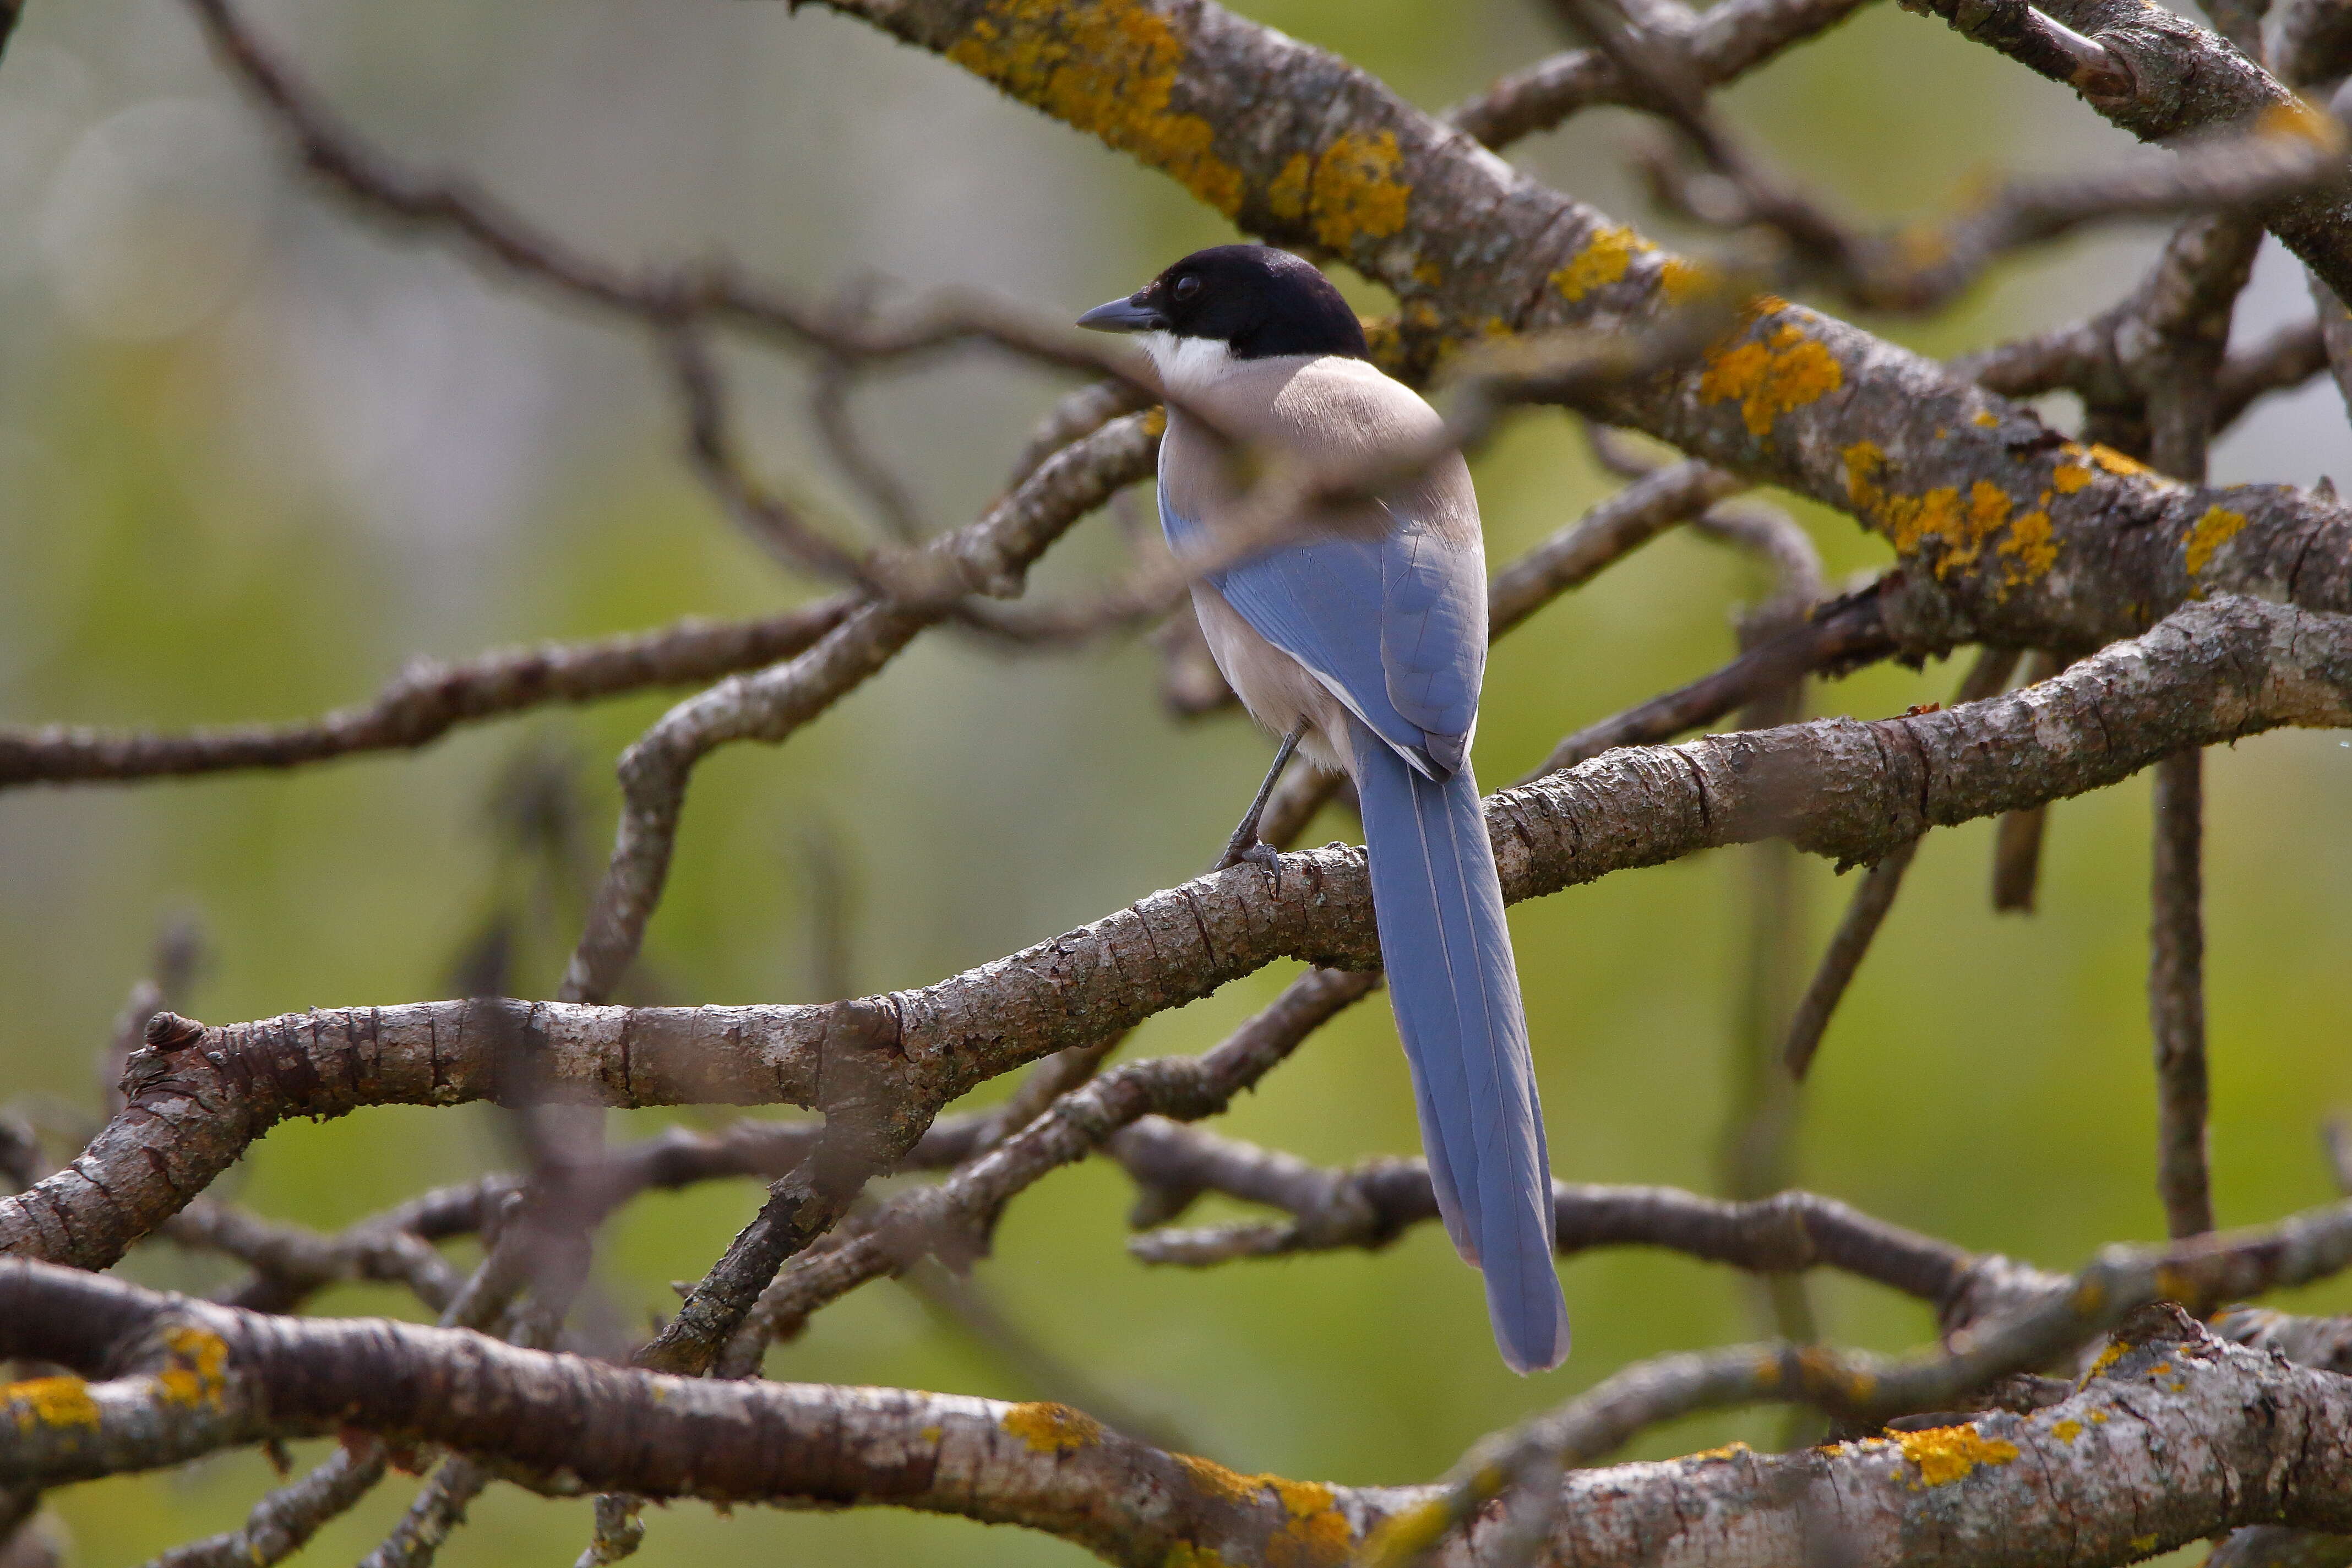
[1352, 721, 1570, 1374]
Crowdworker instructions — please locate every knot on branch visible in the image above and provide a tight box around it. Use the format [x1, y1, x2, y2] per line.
[143, 1012, 206, 1054]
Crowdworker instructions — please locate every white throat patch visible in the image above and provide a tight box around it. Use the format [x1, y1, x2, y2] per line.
[1137, 331, 1235, 400]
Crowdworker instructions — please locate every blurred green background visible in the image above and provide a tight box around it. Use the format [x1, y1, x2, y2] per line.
[2, 0, 2349, 1561]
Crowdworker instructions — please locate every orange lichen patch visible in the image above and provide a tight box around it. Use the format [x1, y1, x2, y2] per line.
[1841, 444, 2056, 593]
[1972, 410, 2000, 427]
[1699, 322, 1844, 437]
[1411, 259, 1443, 288]
[1264, 1477, 1351, 1567]
[1658, 255, 1718, 303]
[2052, 460, 2093, 494]
[155, 1324, 230, 1408]
[2086, 1341, 2130, 1379]
[1268, 1478, 1337, 1517]
[1265, 150, 1310, 222]
[2131, 1534, 2162, 1556]
[1358, 1499, 1449, 1568]
[2006, 503, 2057, 581]
[1304, 130, 1413, 252]
[1170, 1455, 1347, 1561]
[2051, 1418, 2085, 1444]
[1001, 1401, 1105, 1453]
[946, 1, 1244, 216]
[5, 1375, 100, 1433]
[1176, 1453, 1264, 1507]
[2088, 443, 2156, 477]
[2184, 506, 2247, 577]
[918, 1424, 944, 1445]
[2090, 1411, 2110, 1423]
[1689, 1441, 1754, 1462]
[1141, 406, 1169, 438]
[1896, 1425, 2021, 1487]
[1551, 223, 1652, 303]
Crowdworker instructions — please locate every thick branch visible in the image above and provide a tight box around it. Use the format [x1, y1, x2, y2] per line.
[6, 596, 2346, 1271]
[11, 1267, 2352, 1567]
[816, 0, 2352, 657]
[1908, 0, 2352, 302]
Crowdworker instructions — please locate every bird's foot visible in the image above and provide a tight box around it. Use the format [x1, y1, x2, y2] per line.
[1211, 837, 1284, 893]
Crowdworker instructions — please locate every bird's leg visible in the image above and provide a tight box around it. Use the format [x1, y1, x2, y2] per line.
[1212, 720, 1305, 875]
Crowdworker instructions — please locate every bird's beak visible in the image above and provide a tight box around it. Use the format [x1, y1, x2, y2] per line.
[1076, 295, 1168, 333]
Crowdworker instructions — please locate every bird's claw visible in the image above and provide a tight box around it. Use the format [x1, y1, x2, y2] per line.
[1213, 837, 1284, 891]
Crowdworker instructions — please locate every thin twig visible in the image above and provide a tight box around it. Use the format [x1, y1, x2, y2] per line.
[1782, 646, 2024, 1080]
[1991, 650, 2065, 912]
[1446, 0, 1880, 148]
[183, 0, 1157, 390]
[1528, 584, 1896, 778]
[150, 1441, 389, 1568]
[2151, 747, 2215, 1239]
[718, 968, 1381, 1371]
[0, 603, 857, 792]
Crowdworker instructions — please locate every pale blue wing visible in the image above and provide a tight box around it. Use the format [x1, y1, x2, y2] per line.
[1378, 506, 1485, 767]
[1162, 492, 1482, 772]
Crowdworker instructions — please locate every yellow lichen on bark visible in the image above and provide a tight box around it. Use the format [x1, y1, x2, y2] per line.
[1304, 130, 1412, 252]
[156, 1324, 230, 1408]
[6, 1375, 100, 1433]
[945, 1, 1244, 216]
[1165, 1463, 1349, 1567]
[1699, 322, 1843, 437]
[1658, 255, 1718, 303]
[1551, 224, 1651, 302]
[1175, 1453, 1264, 1506]
[1265, 151, 1310, 222]
[1841, 445, 2057, 593]
[2006, 503, 2057, 580]
[2052, 460, 2093, 494]
[1265, 1477, 1351, 1568]
[2088, 444, 2160, 479]
[2184, 506, 2247, 577]
[1358, 1497, 1450, 1568]
[2051, 1418, 2085, 1444]
[1000, 1401, 1105, 1453]
[1896, 1425, 2021, 1487]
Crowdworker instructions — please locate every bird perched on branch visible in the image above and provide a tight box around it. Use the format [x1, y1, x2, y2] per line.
[1080, 245, 1569, 1373]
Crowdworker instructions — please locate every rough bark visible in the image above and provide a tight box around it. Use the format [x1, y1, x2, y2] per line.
[7, 595, 2344, 1272]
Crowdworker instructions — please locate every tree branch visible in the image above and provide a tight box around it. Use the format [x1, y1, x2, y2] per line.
[8, 595, 2347, 1273]
[0, 603, 856, 792]
[1445, 0, 1880, 148]
[10, 1261, 2352, 1566]
[2151, 748, 2214, 1237]
[813, 0, 2352, 663]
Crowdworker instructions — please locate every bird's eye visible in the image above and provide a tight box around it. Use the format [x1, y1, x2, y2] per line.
[1172, 275, 1202, 303]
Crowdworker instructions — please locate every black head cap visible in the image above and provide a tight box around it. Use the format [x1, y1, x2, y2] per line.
[1076, 246, 1369, 361]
